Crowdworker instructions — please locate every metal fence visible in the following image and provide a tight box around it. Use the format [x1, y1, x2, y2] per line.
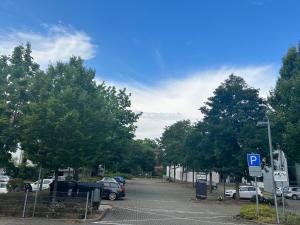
[0, 190, 101, 220]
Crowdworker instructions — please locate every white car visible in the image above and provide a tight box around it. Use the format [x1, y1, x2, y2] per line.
[31, 179, 53, 191]
[0, 175, 10, 182]
[283, 187, 300, 200]
[0, 182, 8, 194]
[225, 186, 263, 199]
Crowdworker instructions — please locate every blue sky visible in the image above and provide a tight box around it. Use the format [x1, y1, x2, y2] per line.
[1, 0, 300, 138]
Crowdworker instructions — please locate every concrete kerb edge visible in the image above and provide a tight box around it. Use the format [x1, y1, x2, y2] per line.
[83, 205, 111, 223]
[234, 215, 277, 225]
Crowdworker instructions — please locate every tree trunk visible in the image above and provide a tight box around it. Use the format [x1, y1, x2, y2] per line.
[223, 177, 226, 198]
[235, 181, 240, 201]
[181, 166, 184, 184]
[209, 171, 213, 193]
[38, 167, 43, 191]
[192, 169, 195, 188]
[52, 168, 59, 203]
[168, 165, 171, 181]
[74, 168, 79, 181]
[185, 167, 188, 183]
[173, 165, 176, 182]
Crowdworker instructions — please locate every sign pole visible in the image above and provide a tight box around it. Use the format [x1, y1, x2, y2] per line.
[255, 176, 259, 217]
[281, 181, 285, 217]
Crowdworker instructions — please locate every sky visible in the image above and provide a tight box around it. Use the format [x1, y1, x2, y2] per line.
[1, 0, 300, 139]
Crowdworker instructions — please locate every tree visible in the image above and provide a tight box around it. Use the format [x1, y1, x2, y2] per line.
[124, 139, 156, 175]
[185, 121, 217, 191]
[20, 56, 140, 200]
[90, 85, 140, 172]
[269, 44, 300, 164]
[0, 44, 40, 168]
[160, 120, 192, 182]
[200, 74, 266, 200]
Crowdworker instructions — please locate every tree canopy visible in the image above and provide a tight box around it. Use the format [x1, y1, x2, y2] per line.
[269, 44, 300, 164]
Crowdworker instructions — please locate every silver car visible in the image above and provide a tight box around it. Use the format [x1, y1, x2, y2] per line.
[284, 187, 300, 200]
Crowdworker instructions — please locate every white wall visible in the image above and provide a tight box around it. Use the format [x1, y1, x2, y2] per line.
[166, 165, 220, 183]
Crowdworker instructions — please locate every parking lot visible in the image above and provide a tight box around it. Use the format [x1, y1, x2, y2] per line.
[1, 178, 299, 225]
[97, 179, 257, 225]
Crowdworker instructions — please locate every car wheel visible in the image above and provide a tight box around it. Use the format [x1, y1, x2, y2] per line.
[232, 194, 236, 199]
[109, 192, 117, 201]
[292, 195, 297, 200]
[213, 186, 217, 190]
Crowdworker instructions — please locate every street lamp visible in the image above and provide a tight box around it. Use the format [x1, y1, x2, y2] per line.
[257, 116, 280, 224]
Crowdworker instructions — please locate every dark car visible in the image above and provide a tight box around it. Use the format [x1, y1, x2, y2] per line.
[114, 176, 126, 185]
[100, 181, 125, 200]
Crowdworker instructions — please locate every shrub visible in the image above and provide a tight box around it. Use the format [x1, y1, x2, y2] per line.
[106, 172, 133, 180]
[7, 178, 24, 192]
[49, 202, 65, 218]
[240, 204, 276, 223]
[281, 213, 300, 225]
[250, 195, 285, 206]
[240, 204, 257, 220]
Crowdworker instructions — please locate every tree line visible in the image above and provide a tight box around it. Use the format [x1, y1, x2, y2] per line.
[160, 44, 300, 200]
[0, 44, 157, 189]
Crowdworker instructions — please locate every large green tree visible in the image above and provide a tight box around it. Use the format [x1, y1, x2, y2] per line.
[269, 45, 300, 164]
[0, 44, 40, 168]
[185, 121, 217, 191]
[200, 74, 267, 199]
[160, 120, 192, 182]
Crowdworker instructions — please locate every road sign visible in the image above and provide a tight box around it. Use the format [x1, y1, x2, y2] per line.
[196, 173, 206, 181]
[247, 154, 261, 167]
[249, 166, 262, 177]
[274, 171, 288, 182]
[247, 153, 262, 177]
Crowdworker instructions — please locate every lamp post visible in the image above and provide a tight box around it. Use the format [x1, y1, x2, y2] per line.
[257, 115, 280, 224]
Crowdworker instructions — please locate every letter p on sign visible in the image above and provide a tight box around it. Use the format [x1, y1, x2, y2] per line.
[247, 154, 261, 167]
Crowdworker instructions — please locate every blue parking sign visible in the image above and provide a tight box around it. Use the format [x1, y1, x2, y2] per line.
[247, 154, 261, 167]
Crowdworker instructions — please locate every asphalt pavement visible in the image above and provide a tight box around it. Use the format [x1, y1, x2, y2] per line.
[96, 178, 256, 225]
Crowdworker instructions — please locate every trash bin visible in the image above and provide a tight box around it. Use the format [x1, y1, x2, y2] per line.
[77, 182, 103, 207]
[196, 173, 207, 199]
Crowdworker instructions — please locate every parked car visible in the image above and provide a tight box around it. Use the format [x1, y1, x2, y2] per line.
[0, 182, 8, 194]
[98, 181, 125, 200]
[114, 176, 126, 185]
[31, 179, 53, 191]
[225, 186, 263, 199]
[283, 187, 300, 200]
[101, 177, 118, 183]
[0, 175, 10, 182]
[206, 181, 217, 190]
[276, 186, 289, 197]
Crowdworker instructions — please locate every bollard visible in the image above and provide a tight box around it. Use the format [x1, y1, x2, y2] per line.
[84, 191, 90, 221]
[22, 189, 29, 218]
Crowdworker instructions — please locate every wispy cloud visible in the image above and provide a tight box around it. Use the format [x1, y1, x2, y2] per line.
[108, 65, 278, 139]
[0, 25, 96, 68]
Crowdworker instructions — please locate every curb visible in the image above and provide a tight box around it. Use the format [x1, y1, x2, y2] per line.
[234, 216, 276, 225]
[84, 207, 110, 223]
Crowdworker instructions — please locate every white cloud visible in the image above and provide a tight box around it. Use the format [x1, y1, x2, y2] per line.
[109, 65, 278, 139]
[0, 25, 96, 68]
